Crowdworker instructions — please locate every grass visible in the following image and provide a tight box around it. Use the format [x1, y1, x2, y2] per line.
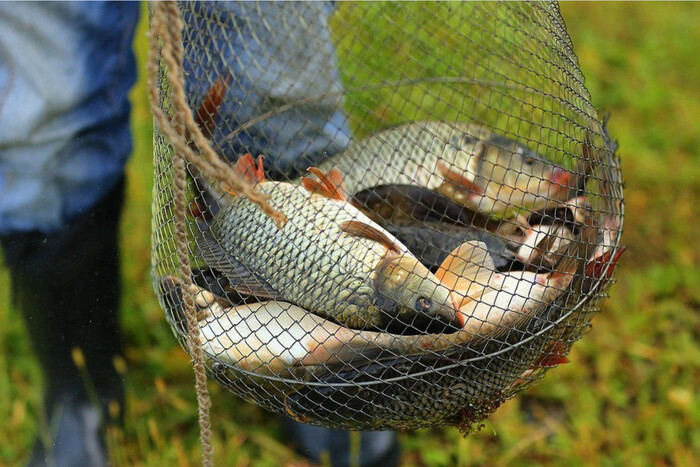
[2, 2, 700, 465]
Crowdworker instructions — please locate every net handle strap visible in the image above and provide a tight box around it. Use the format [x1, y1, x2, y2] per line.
[147, 3, 284, 466]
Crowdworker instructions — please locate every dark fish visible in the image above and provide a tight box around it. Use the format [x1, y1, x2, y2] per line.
[350, 184, 489, 228]
[385, 223, 513, 272]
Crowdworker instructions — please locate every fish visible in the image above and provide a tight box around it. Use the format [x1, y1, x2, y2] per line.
[516, 196, 591, 270]
[581, 212, 625, 296]
[311, 122, 578, 220]
[190, 79, 580, 222]
[433, 131, 577, 219]
[349, 183, 489, 228]
[282, 235, 593, 429]
[159, 276, 389, 377]
[349, 183, 514, 271]
[351, 235, 589, 357]
[384, 223, 514, 272]
[196, 154, 461, 333]
[282, 352, 518, 430]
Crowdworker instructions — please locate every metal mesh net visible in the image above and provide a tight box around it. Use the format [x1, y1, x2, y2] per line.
[151, 1, 624, 432]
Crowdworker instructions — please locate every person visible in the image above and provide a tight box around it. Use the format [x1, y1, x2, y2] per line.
[0, 2, 399, 466]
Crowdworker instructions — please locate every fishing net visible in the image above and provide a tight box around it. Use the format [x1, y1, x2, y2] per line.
[150, 1, 624, 434]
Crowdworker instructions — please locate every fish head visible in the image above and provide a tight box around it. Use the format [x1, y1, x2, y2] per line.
[374, 253, 462, 332]
[437, 134, 575, 218]
[479, 136, 574, 210]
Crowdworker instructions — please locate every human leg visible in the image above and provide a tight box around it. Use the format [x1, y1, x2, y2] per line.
[0, 2, 139, 465]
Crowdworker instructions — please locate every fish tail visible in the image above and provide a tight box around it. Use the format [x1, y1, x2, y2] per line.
[189, 73, 232, 218]
[194, 73, 232, 140]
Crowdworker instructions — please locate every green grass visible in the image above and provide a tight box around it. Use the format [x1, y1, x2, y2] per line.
[2, 2, 700, 465]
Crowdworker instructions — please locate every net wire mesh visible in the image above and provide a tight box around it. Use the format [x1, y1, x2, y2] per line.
[151, 1, 624, 432]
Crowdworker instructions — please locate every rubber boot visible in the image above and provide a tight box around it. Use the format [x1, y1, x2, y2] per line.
[1, 179, 126, 467]
[280, 418, 401, 467]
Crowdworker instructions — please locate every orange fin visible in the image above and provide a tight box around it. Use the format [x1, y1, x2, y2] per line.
[586, 246, 626, 280]
[340, 220, 401, 253]
[531, 341, 570, 369]
[437, 161, 484, 196]
[436, 241, 494, 292]
[194, 74, 232, 139]
[327, 167, 348, 200]
[301, 167, 347, 201]
[232, 154, 266, 187]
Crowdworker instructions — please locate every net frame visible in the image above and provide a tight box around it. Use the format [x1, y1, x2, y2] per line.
[150, 1, 624, 433]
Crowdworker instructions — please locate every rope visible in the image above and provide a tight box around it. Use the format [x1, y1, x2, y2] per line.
[147, 3, 215, 465]
[148, 2, 286, 228]
[147, 2, 284, 464]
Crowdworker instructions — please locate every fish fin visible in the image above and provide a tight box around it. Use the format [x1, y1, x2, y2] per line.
[300, 177, 327, 199]
[327, 167, 348, 200]
[586, 246, 626, 280]
[188, 74, 231, 211]
[196, 232, 280, 300]
[532, 341, 570, 369]
[301, 167, 347, 201]
[339, 220, 401, 253]
[437, 161, 485, 196]
[232, 154, 266, 186]
[436, 240, 495, 292]
[194, 74, 232, 140]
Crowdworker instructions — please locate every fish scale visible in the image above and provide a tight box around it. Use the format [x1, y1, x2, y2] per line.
[205, 181, 412, 329]
[313, 121, 484, 195]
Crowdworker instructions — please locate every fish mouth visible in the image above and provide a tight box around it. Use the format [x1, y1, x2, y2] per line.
[550, 167, 573, 189]
[425, 294, 464, 334]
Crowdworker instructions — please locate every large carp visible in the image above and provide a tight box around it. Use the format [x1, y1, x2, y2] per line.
[197, 155, 460, 333]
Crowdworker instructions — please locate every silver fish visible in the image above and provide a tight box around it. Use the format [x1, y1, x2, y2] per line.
[313, 121, 577, 219]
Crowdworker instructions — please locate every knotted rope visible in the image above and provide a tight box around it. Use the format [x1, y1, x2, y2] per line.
[148, 2, 285, 465]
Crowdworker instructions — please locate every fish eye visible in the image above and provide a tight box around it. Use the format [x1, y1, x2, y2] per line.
[523, 156, 536, 166]
[415, 296, 433, 312]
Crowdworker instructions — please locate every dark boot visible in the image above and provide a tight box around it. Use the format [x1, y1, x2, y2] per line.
[280, 418, 401, 467]
[1, 179, 126, 467]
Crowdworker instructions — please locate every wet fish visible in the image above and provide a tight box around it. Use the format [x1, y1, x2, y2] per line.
[197, 155, 460, 333]
[312, 122, 577, 220]
[160, 277, 388, 377]
[282, 236, 592, 429]
[516, 196, 591, 270]
[350, 183, 489, 228]
[384, 223, 513, 272]
[348, 184, 514, 271]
